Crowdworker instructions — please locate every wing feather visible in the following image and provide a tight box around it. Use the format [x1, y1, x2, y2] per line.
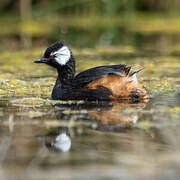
[72, 64, 131, 88]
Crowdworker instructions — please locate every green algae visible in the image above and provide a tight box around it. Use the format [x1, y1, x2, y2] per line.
[0, 45, 180, 108]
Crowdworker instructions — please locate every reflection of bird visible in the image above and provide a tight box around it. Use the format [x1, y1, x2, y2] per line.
[88, 102, 146, 130]
[34, 41, 149, 102]
[40, 101, 148, 153]
[52, 133, 71, 152]
[54, 101, 147, 131]
[45, 129, 71, 152]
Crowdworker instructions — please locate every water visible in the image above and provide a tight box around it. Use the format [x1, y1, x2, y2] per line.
[0, 14, 180, 179]
[0, 93, 179, 179]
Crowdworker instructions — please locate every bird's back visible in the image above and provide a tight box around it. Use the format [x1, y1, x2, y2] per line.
[63, 64, 148, 102]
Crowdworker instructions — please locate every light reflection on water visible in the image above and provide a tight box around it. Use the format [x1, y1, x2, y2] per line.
[0, 94, 180, 179]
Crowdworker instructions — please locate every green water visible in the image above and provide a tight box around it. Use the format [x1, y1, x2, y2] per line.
[0, 14, 180, 179]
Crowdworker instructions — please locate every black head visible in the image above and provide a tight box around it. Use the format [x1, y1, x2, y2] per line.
[34, 41, 72, 68]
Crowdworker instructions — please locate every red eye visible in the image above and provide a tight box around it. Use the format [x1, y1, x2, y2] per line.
[50, 55, 54, 59]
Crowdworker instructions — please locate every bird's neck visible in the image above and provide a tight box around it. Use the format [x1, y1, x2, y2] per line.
[52, 57, 75, 100]
[57, 58, 75, 83]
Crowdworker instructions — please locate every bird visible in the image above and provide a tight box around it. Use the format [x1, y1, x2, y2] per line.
[34, 41, 149, 102]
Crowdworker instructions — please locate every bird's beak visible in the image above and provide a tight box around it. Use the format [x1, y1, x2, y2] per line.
[34, 57, 49, 63]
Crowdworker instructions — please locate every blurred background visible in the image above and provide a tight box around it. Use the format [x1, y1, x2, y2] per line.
[1, 0, 180, 53]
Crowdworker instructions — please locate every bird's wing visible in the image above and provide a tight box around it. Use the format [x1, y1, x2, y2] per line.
[72, 64, 131, 88]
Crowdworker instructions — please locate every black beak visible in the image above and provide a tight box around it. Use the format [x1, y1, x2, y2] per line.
[34, 57, 49, 63]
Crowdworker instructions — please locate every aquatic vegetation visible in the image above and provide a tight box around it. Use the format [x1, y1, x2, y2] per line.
[0, 45, 179, 107]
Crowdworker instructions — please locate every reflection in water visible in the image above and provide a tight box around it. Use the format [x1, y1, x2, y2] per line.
[53, 133, 71, 152]
[88, 102, 146, 131]
[0, 95, 180, 179]
[40, 102, 147, 153]
[54, 102, 147, 131]
[42, 101, 148, 153]
[45, 128, 71, 153]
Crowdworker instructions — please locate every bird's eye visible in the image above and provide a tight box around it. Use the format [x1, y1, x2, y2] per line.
[49, 55, 55, 59]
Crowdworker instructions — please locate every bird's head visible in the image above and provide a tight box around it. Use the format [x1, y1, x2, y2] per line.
[34, 41, 72, 68]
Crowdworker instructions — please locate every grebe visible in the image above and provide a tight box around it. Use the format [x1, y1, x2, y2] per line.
[34, 41, 148, 102]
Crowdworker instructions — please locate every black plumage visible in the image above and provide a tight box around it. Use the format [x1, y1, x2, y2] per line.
[34, 41, 149, 101]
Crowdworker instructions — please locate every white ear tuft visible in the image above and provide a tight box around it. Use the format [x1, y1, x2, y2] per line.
[52, 46, 71, 65]
[132, 73, 137, 81]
